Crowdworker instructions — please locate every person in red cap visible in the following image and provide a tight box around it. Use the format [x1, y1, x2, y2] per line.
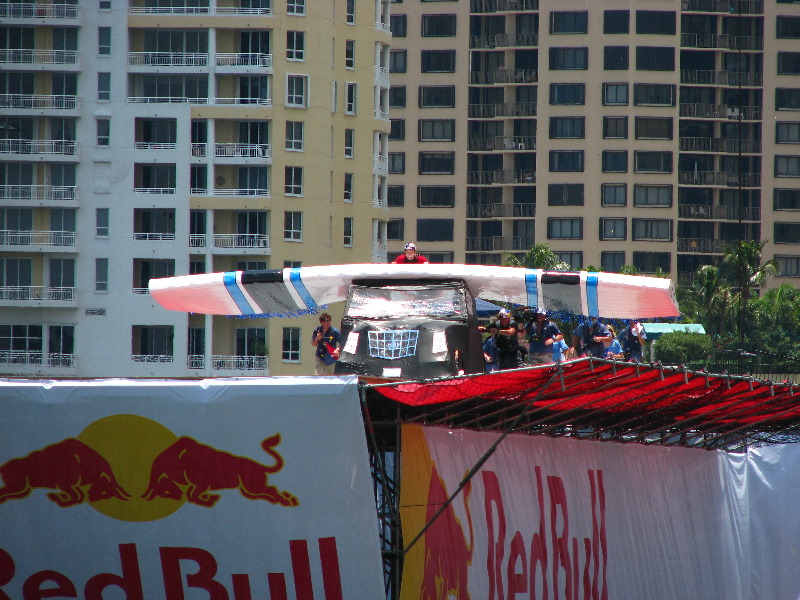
[393, 242, 429, 264]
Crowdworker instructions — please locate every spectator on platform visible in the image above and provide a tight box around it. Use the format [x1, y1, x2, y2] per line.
[311, 313, 341, 375]
[525, 308, 563, 365]
[572, 317, 613, 358]
[618, 320, 647, 363]
[603, 325, 624, 359]
[393, 242, 429, 264]
[480, 309, 524, 370]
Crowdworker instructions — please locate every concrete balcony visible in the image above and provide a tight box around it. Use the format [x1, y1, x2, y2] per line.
[681, 0, 762, 14]
[128, 52, 208, 67]
[0, 3, 80, 19]
[127, 96, 208, 104]
[677, 238, 726, 253]
[468, 101, 537, 118]
[678, 171, 761, 187]
[134, 187, 176, 194]
[0, 184, 77, 202]
[210, 188, 271, 197]
[210, 355, 268, 371]
[373, 196, 388, 209]
[373, 154, 388, 173]
[0, 230, 76, 247]
[680, 34, 763, 51]
[680, 70, 763, 87]
[470, 68, 538, 85]
[678, 204, 761, 220]
[470, 32, 538, 49]
[0, 139, 76, 155]
[0, 49, 78, 65]
[374, 108, 390, 120]
[468, 169, 535, 185]
[212, 233, 270, 250]
[0, 286, 75, 302]
[466, 236, 524, 251]
[132, 354, 174, 363]
[374, 21, 391, 33]
[133, 232, 175, 241]
[214, 143, 271, 159]
[679, 103, 762, 120]
[135, 142, 177, 151]
[374, 66, 389, 88]
[216, 53, 272, 69]
[128, 5, 272, 15]
[0, 94, 78, 109]
[679, 137, 761, 153]
[212, 97, 272, 106]
[468, 135, 535, 151]
[467, 203, 535, 218]
[470, 0, 539, 13]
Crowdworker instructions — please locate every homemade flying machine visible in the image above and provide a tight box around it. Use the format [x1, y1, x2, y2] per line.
[149, 263, 680, 378]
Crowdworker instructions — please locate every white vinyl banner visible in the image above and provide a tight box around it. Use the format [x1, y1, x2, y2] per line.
[0, 377, 384, 600]
[400, 424, 800, 600]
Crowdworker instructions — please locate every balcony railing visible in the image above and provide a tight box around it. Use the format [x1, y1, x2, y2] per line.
[189, 234, 206, 248]
[468, 169, 535, 185]
[0, 350, 42, 365]
[678, 171, 761, 187]
[0, 230, 76, 246]
[127, 96, 208, 104]
[0, 49, 78, 64]
[214, 143, 271, 158]
[211, 355, 268, 371]
[188, 355, 205, 369]
[0, 286, 74, 301]
[0, 94, 78, 109]
[0, 3, 80, 18]
[680, 34, 763, 51]
[132, 354, 174, 363]
[470, 68, 538, 85]
[216, 53, 272, 67]
[133, 232, 175, 241]
[48, 353, 75, 368]
[129, 5, 273, 14]
[468, 135, 535, 151]
[212, 188, 271, 196]
[0, 184, 77, 201]
[128, 52, 208, 67]
[134, 187, 176, 194]
[678, 204, 761, 220]
[135, 142, 177, 150]
[679, 137, 761, 153]
[470, 32, 538, 49]
[677, 238, 726, 253]
[680, 70, 763, 86]
[681, 0, 762, 14]
[213, 234, 269, 248]
[374, 66, 389, 87]
[374, 155, 388, 172]
[213, 97, 272, 106]
[468, 101, 536, 118]
[470, 0, 539, 13]
[374, 21, 391, 33]
[468, 203, 536, 218]
[466, 236, 524, 251]
[191, 143, 206, 157]
[374, 108, 390, 120]
[0, 139, 76, 154]
[679, 103, 761, 120]
[373, 196, 388, 209]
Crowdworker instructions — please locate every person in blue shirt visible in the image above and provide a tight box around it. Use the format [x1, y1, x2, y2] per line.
[572, 317, 613, 358]
[311, 313, 341, 375]
[603, 325, 624, 359]
[551, 335, 570, 363]
[482, 334, 499, 372]
[618, 320, 647, 362]
[525, 308, 564, 365]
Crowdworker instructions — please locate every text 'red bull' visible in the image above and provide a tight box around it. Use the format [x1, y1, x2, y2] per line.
[0, 539, 342, 600]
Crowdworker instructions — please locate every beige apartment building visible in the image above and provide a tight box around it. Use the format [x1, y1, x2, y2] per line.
[0, 0, 391, 377]
[386, 0, 800, 285]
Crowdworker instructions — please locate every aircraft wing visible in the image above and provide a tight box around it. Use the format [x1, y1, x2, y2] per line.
[149, 263, 680, 319]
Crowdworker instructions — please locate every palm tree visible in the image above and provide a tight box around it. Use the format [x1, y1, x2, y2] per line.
[678, 265, 737, 339]
[505, 243, 571, 270]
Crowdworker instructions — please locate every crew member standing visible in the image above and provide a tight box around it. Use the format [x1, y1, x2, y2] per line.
[393, 242, 429, 264]
[525, 308, 564, 365]
[311, 313, 341, 375]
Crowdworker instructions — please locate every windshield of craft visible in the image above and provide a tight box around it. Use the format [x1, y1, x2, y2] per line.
[345, 285, 468, 319]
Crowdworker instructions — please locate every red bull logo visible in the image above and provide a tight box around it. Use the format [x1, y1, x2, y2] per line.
[0, 414, 298, 521]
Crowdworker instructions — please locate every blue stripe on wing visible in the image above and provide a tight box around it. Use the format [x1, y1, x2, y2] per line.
[586, 273, 599, 317]
[525, 270, 538, 308]
[289, 267, 317, 311]
[223, 272, 254, 315]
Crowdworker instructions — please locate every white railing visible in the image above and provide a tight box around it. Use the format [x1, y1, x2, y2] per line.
[213, 233, 269, 248]
[212, 188, 271, 196]
[128, 52, 208, 66]
[189, 234, 207, 247]
[0, 184, 77, 201]
[373, 108, 389, 120]
[132, 354, 174, 362]
[211, 355, 268, 371]
[0, 49, 78, 64]
[191, 143, 207, 156]
[212, 97, 272, 106]
[0, 230, 76, 246]
[216, 53, 272, 67]
[214, 143, 271, 158]
[127, 96, 207, 104]
[0, 94, 78, 109]
[48, 353, 75, 367]
[0, 286, 74, 301]
[134, 142, 176, 150]
[133, 187, 176, 194]
[133, 232, 175, 241]
[372, 196, 388, 209]
[0, 139, 76, 154]
[188, 355, 205, 369]
[374, 21, 391, 33]
[129, 5, 272, 14]
[132, 287, 149, 294]
[374, 66, 389, 87]
[373, 155, 388, 171]
[0, 351, 42, 365]
[0, 3, 79, 18]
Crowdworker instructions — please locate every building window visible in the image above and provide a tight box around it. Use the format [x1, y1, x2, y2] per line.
[776, 16, 800, 39]
[343, 173, 353, 202]
[95, 258, 108, 291]
[778, 52, 800, 75]
[344, 82, 357, 114]
[776, 155, 800, 177]
[99, 0, 111, 9]
[776, 222, 800, 243]
[419, 86, 456, 107]
[421, 50, 456, 73]
[417, 186, 455, 207]
[133, 326, 174, 360]
[776, 255, 800, 276]
[634, 184, 672, 206]
[549, 150, 584, 172]
[422, 14, 457, 37]
[345, 40, 355, 69]
[633, 83, 675, 106]
[287, 0, 305, 15]
[603, 83, 628, 106]
[635, 117, 673, 140]
[284, 166, 303, 196]
[548, 184, 584, 206]
[285, 121, 304, 151]
[777, 122, 800, 143]
[550, 83, 585, 105]
[549, 47, 588, 70]
[600, 218, 626, 241]
[389, 86, 406, 108]
[389, 50, 406, 73]
[636, 46, 675, 71]
[96, 208, 109, 236]
[604, 46, 629, 70]
[633, 251, 670, 274]
[632, 218, 672, 241]
[603, 116, 628, 139]
[417, 218, 454, 242]
[96, 119, 110, 146]
[549, 117, 585, 139]
[774, 188, 800, 210]
[635, 11, 676, 35]
[344, 128, 354, 157]
[604, 10, 629, 34]
[388, 185, 405, 207]
[634, 151, 672, 173]
[602, 184, 626, 207]
[418, 152, 455, 174]
[0, 325, 41, 363]
[286, 31, 305, 61]
[387, 219, 404, 240]
[98, 72, 110, 101]
[343, 217, 353, 246]
[419, 119, 455, 141]
[346, 0, 355, 23]
[548, 218, 583, 240]
[602, 150, 628, 173]
[286, 75, 308, 107]
[390, 14, 407, 37]
[284, 211, 302, 241]
[189, 260, 206, 274]
[389, 152, 405, 173]
[282, 327, 301, 361]
[550, 11, 588, 34]
[98, 27, 111, 55]
[389, 119, 405, 141]
[776, 88, 800, 111]
[601, 251, 625, 272]
[555, 252, 582, 270]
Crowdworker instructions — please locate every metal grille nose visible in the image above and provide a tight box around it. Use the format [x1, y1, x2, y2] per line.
[368, 330, 419, 360]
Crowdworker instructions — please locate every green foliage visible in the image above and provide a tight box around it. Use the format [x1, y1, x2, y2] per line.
[505, 243, 571, 270]
[654, 331, 712, 366]
[619, 264, 639, 275]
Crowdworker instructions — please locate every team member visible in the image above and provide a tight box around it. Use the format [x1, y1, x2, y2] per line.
[618, 320, 647, 363]
[525, 308, 564, 365]
[311, 313, 341, 375]
[572, 317, 613, 358]
[393, 242, 429, 264]
[479, 309, 524, 370]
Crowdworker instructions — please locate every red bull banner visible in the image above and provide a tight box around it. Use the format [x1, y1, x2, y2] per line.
[400, 424, 800, 600]
[0, 377, 384, 600]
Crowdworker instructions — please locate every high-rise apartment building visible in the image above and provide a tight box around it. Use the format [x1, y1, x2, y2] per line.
[387, 0, 800, 285]
[0, 0, 391, 377]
